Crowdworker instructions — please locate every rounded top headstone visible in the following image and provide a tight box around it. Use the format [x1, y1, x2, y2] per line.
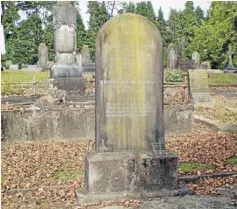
[38, 43, 47, 49]
[96, 13, 162, 45]
[167, 43, 177, 49]
[95, 13, 164, 151]
[81, 45, 90, 53]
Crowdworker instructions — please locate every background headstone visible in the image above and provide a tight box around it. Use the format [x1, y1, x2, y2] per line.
[38, 43, 48, 70]
[189, 70, 210, 103]
[167, 43, 178, 69]
[81, 45, 91, 66]
[25, 65, 41, 71]
[5, 60, 12, 69]
[77, 53, 82, 66]
[177, 59, 194, 70]
[9, 64, 19, 70]
[192, 51, 200, 64]
[224, 45, 237, 73]
[201, 61, 211, 69]
[51, 1, 82, 77]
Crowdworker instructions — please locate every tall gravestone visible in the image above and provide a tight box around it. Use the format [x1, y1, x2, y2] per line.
[48, 2, 86, 99]
[38, 43, 48, 70]
[167, 43, 178, 69]
[51, 1, 82, 77]
[189, 70, 210, 103]
[77, 13, 179, 204]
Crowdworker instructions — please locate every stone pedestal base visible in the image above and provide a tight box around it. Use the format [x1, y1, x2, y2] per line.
[47, 77, 87, 100]
[76, 151, 180, 204]
[192, 92, 211, 103]
[51, 63, 83, 77]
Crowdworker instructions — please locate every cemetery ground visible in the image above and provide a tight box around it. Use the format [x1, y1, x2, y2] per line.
[2, 131, 237, 208]
[1, 71, 237, 208]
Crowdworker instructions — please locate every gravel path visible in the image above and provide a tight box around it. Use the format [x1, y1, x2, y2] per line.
[101, 184, 237, 209]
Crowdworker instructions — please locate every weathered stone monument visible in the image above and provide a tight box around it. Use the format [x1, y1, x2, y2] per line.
[51, 1, 82, 77]
[48, 1, 86, 99]
[80, 45, 95, 73]
[201, 61, 211, 69]
[80, 45, 92, 66]
[77, 13, 180, 204]
[167, 43, 178, 69]
[189, 70, 211, 103]
[38, 43, 48, 70]
[225, 45, 237, 73]
[192, 51, 200, 64]
[192, 51, 205, 69]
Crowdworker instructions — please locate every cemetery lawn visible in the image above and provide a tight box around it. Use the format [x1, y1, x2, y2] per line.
[195, 95, 237, 123]
[208, 73, 237, 85]
[2, 132, 237, 208]
[1, 71, 50, 84]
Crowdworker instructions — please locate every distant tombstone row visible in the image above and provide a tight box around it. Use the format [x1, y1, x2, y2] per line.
[166, 43, 214, 70]
[166, 44, 212, 70]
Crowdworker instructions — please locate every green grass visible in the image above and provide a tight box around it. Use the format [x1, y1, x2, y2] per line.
[1, 71, 50, 84]
[179, 162, 215, 172]
[225, 156, 237, 165]
[1, 176, 7, 184]
[52, 170, 84, 181]
[216, 111, 237, 123]
[208, 73, 237, 85]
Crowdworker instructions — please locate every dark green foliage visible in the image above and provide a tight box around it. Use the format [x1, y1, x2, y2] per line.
[135, 1, 156, 23]
[188, 1, 237, 69]
[1, 1, 236, 68]
[195, 6, 205, 23]
[2, 1, 20, 39]
[6, 13, 43, 64]
[42, 24, 53, 61]
[123, 2, 136, 13]
[75, 3, 87, 53]
[87, 1, 110, 60]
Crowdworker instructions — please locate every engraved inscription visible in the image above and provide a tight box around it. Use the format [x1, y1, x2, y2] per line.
[189, 71, 209, 92]
[106, 103, 156, 117]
